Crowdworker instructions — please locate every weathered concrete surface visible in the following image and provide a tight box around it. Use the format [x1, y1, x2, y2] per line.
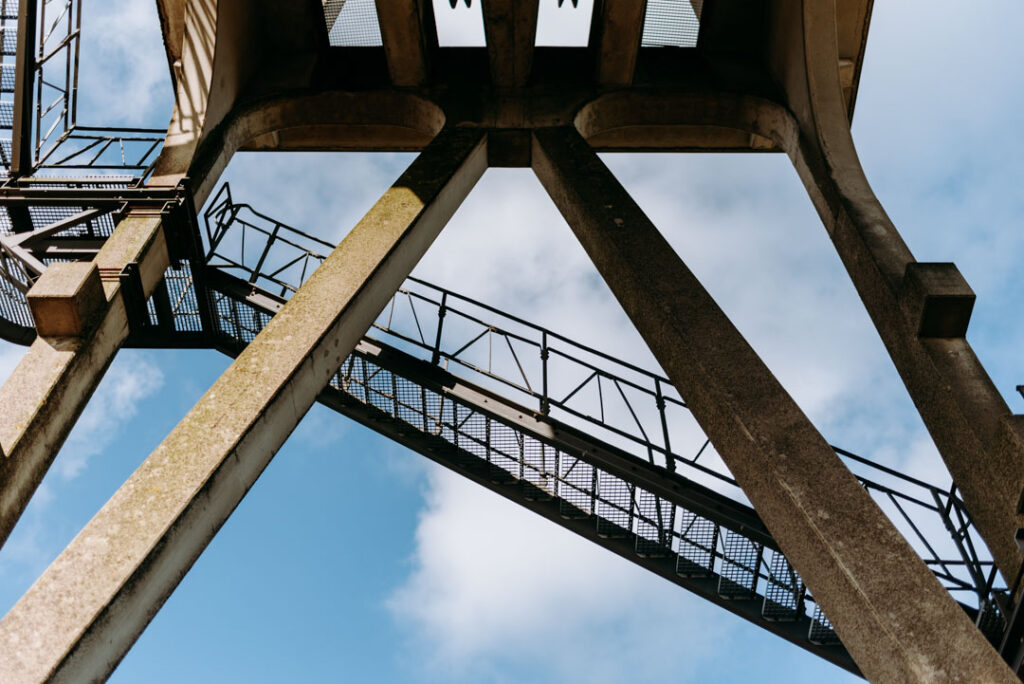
[375, 0, 432, 87]
[765, 0, 1024, 584]
[0, 216, 170, 550]
[27, 263, 106, 338]
[481, 0, 539, 88]
[0, 127, 487, 684]
[531, 126, 1018, 684]
[593, 0, 647, 86]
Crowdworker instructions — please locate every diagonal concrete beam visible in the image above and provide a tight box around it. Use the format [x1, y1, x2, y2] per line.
[0, 215, 170, 550]
[765, 0, 1024, 585]
[375, 0, 432, 86]
[592, 0, 647, 87]
[481, 0, 539, 88]
[531, 126, 1017, 684]
[0, 127, 487, 684]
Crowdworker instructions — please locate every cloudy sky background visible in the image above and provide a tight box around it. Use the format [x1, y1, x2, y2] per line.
[1, 1, 1022, 682]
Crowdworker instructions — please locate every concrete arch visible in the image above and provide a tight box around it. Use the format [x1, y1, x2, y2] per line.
[188, 90, 446, 207]
[573, 91, 798, 152]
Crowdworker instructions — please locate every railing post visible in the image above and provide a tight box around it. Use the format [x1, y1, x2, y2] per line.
[540, 330, 550, 415]
[431, 291, 447, 365]
[655, 378, 674, 472]
[249, 222, 279, 284]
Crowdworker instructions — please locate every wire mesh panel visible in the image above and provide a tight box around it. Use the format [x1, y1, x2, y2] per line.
[762, 550, 805, 621]
[641, 0, 701, 47]
[0, 250, 31, 326]
[521, 440, 556, 501]
[675, 511, 718, 577]
[326, 0, 383, 46]
[808, 602, 841, 645]
[164, 261, 203, 333]
[486, 418, 522, 483]
[635, 489, 674, 557]
[718, 530, 762, 599]
[558, 456, 595, 519]
[595, 471, 633, 538]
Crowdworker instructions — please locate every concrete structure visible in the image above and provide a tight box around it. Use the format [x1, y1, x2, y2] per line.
[0, 0, 1020, 681]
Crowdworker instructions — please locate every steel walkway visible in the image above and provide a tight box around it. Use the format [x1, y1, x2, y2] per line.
[0, 183, 1016, 676]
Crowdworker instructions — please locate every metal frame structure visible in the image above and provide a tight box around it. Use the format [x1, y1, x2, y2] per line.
[0, 0, 1021, 681]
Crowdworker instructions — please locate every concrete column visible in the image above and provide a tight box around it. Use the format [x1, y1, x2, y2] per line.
[0, 127, 487, 684]
[375, 0, 433, 86]
[764, 0, 1024, 584]
[480, 0, 539, 88]
[0, 215, 169, 549]
[592, 0, 647, 87]
[531, 126, 1017, 683]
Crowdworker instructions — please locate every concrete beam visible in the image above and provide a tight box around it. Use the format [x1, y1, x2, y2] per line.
[592, 0, 647, 87]
[765, 0, 1024, 584]
[0, 215, 170, 549]
[481, 0, 539, 88]
[26, 263, 107, 338]
[0, 127, 487, 684]
[375, 0, 432, 86]
[531, 126, 1018, 684]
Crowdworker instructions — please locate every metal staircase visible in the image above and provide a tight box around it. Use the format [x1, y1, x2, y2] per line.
[0, 181, 1016, 675]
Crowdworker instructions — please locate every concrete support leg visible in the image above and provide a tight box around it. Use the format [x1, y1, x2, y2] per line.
[765, 0, 1024, 584]
[0, 216, 169, 548]
[0, 127, 487, 684]
[531, 126, 1017, 683]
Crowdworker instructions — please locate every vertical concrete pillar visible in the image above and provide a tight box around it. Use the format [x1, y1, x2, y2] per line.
[480, 0, 539, 88]
[0, 215, 169, 548]
[0, 127, 487, 684]
[764, 0, 1024, 584]
[592, 0, 647, 86]
[375, 0, 433, 86]
[531, 126, 1017, 683]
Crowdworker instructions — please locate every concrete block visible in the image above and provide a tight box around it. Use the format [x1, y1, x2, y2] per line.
[487, 129, 532, 167]
[901, 262, 975, 338]
[27, 262, 106, 337]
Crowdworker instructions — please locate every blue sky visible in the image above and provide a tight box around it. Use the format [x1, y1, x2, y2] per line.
[1, 1, 1023, 682]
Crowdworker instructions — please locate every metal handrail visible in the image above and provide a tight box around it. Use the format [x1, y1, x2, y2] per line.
[201, 182, 1008, 610]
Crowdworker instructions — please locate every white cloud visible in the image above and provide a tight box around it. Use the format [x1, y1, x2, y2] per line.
[388, 466, 725, 683]
[76, 0, 173, 126]
[56, 351, 165, 479]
